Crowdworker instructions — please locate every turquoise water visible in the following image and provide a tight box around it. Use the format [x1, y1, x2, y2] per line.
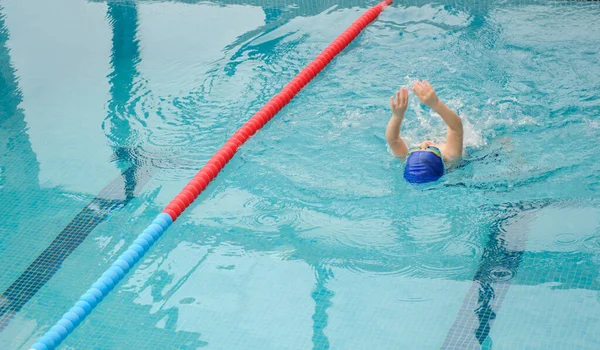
[1, 0, 599, 348]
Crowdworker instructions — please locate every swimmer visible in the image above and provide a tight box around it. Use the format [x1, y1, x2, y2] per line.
[385, 80, 463, 183]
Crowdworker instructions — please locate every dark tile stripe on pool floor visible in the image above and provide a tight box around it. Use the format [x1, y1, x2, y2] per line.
[441, 202, 547, 349]
[0, 162, 151, 331]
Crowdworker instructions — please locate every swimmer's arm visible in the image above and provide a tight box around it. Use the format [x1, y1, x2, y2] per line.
[412, 80, 463, 161]
[432, 100, 463, 161]
[386, 114, 408, 160]
[386, 88, 409, 160]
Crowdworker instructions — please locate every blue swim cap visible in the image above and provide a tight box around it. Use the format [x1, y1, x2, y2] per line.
[404, 151, 445, 183]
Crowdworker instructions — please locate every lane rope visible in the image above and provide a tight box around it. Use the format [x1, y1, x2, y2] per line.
[30, 1, 392, 348]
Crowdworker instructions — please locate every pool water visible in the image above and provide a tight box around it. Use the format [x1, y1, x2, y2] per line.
[1, 0, 599, 348]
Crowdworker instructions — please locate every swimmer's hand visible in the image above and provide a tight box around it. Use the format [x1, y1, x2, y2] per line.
[412, 80, 439, 108]
[390, 87, 409, 118]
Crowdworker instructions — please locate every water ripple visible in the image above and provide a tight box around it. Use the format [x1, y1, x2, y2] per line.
[582, 234, 600, 253]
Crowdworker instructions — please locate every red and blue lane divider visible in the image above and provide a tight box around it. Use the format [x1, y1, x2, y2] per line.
[31, 1, 392, 348]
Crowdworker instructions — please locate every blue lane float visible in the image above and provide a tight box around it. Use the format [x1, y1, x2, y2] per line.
[30, 213, 172, 350]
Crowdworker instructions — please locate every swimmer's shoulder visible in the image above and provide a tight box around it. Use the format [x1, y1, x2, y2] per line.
[438, 144, 461, 168]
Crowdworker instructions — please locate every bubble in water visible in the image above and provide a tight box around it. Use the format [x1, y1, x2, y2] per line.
[489, 266, 514, 282]
[179, 297, 195, 305]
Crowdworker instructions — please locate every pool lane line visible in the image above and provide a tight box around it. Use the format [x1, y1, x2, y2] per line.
[440, 217, 524, 349]
[30, 1, 393, 348]
[311, 266, 334, 349]
[441, 202, 547, 349]
[0, 158, 149, 332]
[1, 0, 147, 334]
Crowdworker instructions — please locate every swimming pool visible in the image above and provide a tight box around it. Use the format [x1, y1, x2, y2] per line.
[1, 0, 599, 348]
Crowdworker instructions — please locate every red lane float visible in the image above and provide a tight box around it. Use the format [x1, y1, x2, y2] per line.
[163, 0, 393, 221]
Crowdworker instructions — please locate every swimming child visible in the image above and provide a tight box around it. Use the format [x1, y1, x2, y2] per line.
[385, 80, 463, 183]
